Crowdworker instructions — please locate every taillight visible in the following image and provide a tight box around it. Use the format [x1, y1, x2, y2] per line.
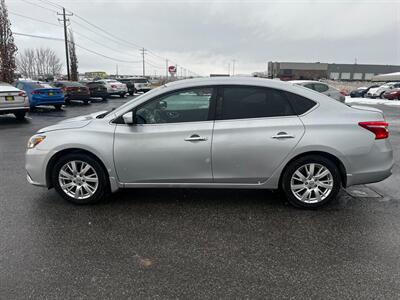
[111, 85, 117, 88]
[31, 90, 40, 95]
[359, 121, 389, 139]
[18, 91, 26, 97]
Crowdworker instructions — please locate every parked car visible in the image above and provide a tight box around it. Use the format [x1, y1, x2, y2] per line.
[349, 85, 380, 98]
[98, 79, 127, 98]
[0, 81, 29, 120]
[25, 77, 393, 209]
[83, 81, 108, 101]
[15, 80, 65, 110]
[289, 80, 345, 102]
[117, 78, 136, 95]
[367, 82, 400, 98]
[52, 81, 90, 104]
[383, 88, 400, 100]
[131, 77, 152, 93]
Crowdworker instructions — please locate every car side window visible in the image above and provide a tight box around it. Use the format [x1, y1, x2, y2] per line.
[17, 83, 24, 90]
[219, 86, 295, 120]
[314, 83, 329, 93]
[135, 87, 214, 124]
[284, 91, 317, 115]
[304, 83, 315, 90]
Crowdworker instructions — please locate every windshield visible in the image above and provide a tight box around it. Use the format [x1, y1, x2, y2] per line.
[105, 85, 164, 118]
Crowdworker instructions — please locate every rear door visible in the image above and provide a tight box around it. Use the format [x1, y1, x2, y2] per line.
[211, 85, 305, 184]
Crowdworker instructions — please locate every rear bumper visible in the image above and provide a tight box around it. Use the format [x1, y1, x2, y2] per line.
[90, 91, 108, 98]
[65, 94, 90, 100]
[0, 106, 29, 114]
[346, 140, 394, 186]
[383, 94, 398, 100]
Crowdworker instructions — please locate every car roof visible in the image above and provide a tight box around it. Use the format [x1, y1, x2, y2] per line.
[288, 80, 325, 84]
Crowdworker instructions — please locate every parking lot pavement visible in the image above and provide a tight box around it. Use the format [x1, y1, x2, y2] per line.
[1, 97, 400, 298]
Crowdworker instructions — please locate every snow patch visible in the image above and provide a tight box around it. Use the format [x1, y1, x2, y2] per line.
[345, 96, 400, 106]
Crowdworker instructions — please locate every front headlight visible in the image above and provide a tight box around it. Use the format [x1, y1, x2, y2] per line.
[27, 135, 46, 149]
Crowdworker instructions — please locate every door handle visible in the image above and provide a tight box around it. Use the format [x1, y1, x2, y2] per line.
[271, 132, 295, 139]
[184, 134, 208, 142]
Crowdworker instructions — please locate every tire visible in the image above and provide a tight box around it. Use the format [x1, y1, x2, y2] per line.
[380, 92, 386, 99]
[54, 104, 62, 110]
[83, 100, 90, 105]
[52, 153, 108, 204]
[102, 97, 108, 101]
[129, 91, 134, 96]
[120, 93, 126, 98]
[281, 155, 341, 209]
[14, 111, 26, 120]
[65, 99, 71, 104]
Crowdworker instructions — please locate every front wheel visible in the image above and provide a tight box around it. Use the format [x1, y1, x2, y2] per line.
[380, 92, 386, 99]
[54, 104, 62, 110]
[281, 155, 341, 209]
[120, 93, 126, 98]
[52, 153, 108, 204]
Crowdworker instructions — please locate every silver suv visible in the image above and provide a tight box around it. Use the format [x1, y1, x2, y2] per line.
[26, 77, 393, 208]
[0, 81, 29, 120]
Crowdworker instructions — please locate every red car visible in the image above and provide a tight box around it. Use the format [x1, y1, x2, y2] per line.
[383, 88, 400, 100]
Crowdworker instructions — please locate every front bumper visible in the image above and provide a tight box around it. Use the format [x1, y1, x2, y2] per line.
[25, 148, 52, 188]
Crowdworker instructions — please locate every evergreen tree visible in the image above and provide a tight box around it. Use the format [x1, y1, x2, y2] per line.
[68, 29, 78, 81]
[0, 0, 17, 83]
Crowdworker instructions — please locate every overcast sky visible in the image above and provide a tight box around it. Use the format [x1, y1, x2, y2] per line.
[7, 0, 400, 76]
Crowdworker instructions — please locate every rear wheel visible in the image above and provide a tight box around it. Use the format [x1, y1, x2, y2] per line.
[380, 92, 386, 99]
[129, 91, 134, 96]
[14, 111, 26, 120]
[102, 97, 108, 101]
[281, 155, 341, 209]
[52, 153, 108, 204]
[83, 100, 90, 105]
[54, 104, 62, 110]
[120, 93, 126, 98]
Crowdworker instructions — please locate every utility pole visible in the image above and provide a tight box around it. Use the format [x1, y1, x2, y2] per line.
[232, 59, 236, 76]
[140, 48, 147, 77]
[58, 8, 73, 80]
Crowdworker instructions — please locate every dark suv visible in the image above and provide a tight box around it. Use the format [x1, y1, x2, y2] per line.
[117, 78, 136, 96]
[52, 81, 91, 104]
[84, 81, 108, 101]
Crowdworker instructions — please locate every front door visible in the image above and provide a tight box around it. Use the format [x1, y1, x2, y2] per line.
[114, 86, 216, 184]
[212, 85, 305, 184]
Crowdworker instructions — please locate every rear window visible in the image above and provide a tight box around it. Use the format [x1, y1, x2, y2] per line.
[27, 82, 51, 89]
[220, 86, 295, 120]
[284, 92, 317, 115]
[60, 81, 84, 87]
[133, 79, 147, 83]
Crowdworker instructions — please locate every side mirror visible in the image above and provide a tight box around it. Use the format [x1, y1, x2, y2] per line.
[158, 100, 167, 109]
[122, 111, 134, 125]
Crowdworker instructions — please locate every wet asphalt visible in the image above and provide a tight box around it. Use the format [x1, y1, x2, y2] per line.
[1, 96, 400, 299]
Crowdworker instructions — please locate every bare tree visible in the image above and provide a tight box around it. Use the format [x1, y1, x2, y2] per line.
[68, 30, 78, 81]
[0, 0, 18, 83]
[16, 47, 62, 79]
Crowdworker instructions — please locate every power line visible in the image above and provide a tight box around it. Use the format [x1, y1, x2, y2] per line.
[20, 0, 200, 75]
[20, 0, 58, 13]
[14, 32, 63, 41]
[13, 32, 142, 64]
[9, 11, 62, 27]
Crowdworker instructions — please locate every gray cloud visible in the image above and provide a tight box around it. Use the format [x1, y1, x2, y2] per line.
[8, 0, 400, 76]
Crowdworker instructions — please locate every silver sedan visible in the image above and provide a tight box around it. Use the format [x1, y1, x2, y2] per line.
[26, 77, 393, 208]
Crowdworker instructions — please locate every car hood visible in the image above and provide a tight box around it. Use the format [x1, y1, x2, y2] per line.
[37, 111, 107, 133]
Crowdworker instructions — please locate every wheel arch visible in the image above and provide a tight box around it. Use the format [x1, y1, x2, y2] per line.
[46, 148, 111, 191]
[278, 151, 347, 188]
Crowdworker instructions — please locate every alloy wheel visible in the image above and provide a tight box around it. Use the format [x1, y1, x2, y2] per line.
[290, 163, 334, 204]
[58, 160, 99, 200]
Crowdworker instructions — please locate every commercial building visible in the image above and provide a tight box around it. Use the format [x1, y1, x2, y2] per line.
[267, 61, 400, 81]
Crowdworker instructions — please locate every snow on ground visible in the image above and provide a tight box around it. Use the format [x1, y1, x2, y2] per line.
[345, 96, 400, 106]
